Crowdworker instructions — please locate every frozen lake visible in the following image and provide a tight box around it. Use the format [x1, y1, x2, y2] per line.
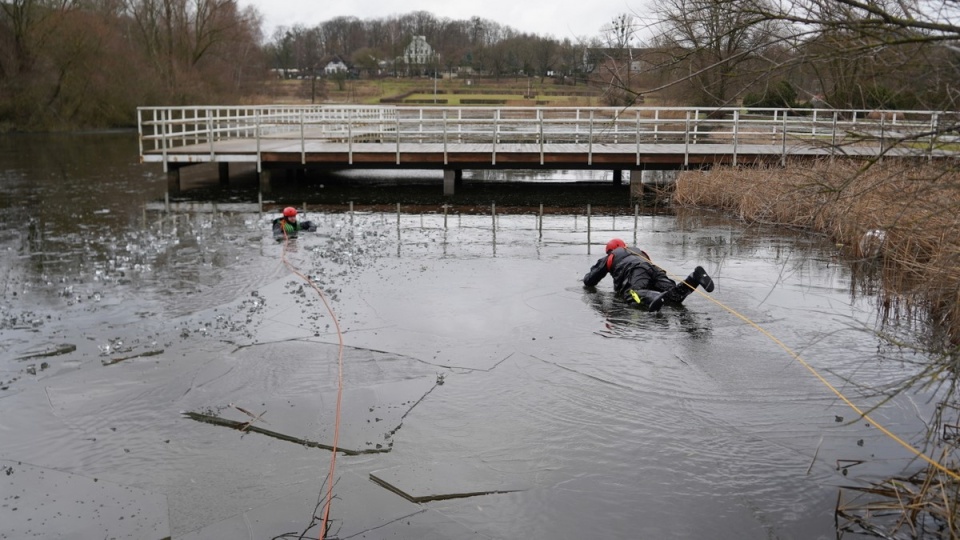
[0, 132, 947, 539]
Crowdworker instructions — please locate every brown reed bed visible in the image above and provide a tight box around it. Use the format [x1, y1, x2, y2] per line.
[674, 159, 960, 349]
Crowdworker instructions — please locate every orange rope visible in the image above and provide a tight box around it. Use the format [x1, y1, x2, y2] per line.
[279, 221, 345, 540]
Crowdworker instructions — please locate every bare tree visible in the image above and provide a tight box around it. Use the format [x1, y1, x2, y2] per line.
[0, 0, 79, 75]
[532, 36, 557, 82]
[321, 16, 365, 58]
[594, 13, 639, 105]
[742, 0, 960, 109]
[649, 0, 787, 106]
[644, 0, 960, 109]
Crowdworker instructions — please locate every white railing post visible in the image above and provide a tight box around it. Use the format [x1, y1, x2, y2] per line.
[255, 110, 262, 173]
[771, 110, 778, 144]
[443, 109, 448, 166]
[781, 111, 788, 166]
[732, 109, 739, 166]
[207, 109, 214, 159]
[575, 108, 581, 144]
[395, 115, 401, 165]
[161, 108, 169, 173]
[137, 108, 144, 157]
[492, 109, 498, 165]
[588, 110, 594, 166]
[831, 111, 838, 155]
[653, 109, 659, 142]
[879, 112, 886, 157]
[929, 113, 939, 156]
[539, 109, 544, 165]
[300, 109, 306, 165]
[830, 111, 838, 160]
[635, 110, 640, 166]
[684, 111, 690, 168]
[613, 109, 620, 144]
[692, 109, 699, 144]
[348, 109, 353, 165]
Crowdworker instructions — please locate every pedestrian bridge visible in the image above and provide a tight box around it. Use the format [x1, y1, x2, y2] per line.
[137, 105, 959, 191]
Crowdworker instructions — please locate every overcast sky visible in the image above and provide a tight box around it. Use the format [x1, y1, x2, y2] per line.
[241, 0, 646, 42]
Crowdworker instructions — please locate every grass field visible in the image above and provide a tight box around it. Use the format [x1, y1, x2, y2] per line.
[255, 77, 606, 107]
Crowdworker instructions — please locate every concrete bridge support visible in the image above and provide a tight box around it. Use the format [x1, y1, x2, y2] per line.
[166, 164, 182, 194]
[219, 163, 230, 186]
[613, 170, 623, 185]
[629, 169, 678, 197]
[642, 170, 679, 187]
[259, 169, 272, 193]
[443, 169, 463, 195]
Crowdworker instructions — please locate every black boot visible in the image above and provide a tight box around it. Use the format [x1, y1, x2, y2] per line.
[627, 289, 668, 312]
[689, 266, 714, 293]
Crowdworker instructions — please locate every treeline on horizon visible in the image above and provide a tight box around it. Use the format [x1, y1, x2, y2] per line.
[2, 0, 959, 131]
[265, 11, 585, 84]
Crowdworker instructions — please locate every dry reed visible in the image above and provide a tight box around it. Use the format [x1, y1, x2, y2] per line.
[836, 460, 960, 538]
[674, 159, 960, 348]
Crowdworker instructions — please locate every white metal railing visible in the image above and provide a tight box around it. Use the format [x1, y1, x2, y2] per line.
[137, 105, 960, 170]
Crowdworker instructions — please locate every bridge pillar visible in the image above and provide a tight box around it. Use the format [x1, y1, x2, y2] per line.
[218, 163, 229, 186]
[166, 164, 181, 194]
[628, 169, 680, 196]
[259, 169, 272, 193]
[629, 170, 643, 198]
[641, 170, 678, 194]
[613, 170, 623, 185]
[443, 169, 462, 195]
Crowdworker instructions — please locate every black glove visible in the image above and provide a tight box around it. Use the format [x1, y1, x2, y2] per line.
[582, 257, 608, 287]
[301, 221, 316, 232]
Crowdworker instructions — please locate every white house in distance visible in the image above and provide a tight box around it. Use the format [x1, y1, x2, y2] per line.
[323, 55, 349, 75]
[402, 36, 437, 75]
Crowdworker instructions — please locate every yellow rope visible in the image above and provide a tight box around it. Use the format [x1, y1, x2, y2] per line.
[624, 247, 960, 482]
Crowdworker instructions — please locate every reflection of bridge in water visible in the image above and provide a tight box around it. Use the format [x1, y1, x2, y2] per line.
[138, 105, 960, 194]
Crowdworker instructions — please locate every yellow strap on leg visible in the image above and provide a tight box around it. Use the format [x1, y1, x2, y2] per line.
[629, 290, 642, 304]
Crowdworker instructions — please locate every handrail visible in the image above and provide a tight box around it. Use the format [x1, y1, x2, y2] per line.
[137, 105, 960, 170]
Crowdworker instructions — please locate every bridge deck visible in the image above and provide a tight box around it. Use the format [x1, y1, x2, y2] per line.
[146, 141, 918, 169]
[138, 105, 960, 172]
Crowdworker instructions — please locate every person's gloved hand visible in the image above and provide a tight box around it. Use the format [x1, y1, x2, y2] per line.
[301, 220, 316, 232]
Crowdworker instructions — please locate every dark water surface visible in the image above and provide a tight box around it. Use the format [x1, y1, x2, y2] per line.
[0, 132, 946, 539]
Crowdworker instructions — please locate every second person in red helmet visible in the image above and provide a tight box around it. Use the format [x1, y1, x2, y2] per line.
[272, 207, 317, 239]
[582, 238, 715, 312]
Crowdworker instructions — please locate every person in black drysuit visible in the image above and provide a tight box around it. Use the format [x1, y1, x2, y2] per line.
[582, 238, 715, 312]
[272, 206, 316, 240]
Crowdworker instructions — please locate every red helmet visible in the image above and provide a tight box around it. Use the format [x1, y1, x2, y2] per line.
[282, 207, 297, 218]
[605, 238, 626, 253]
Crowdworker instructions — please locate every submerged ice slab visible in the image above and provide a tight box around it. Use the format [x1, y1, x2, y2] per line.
[0, 460, 169, 539]
[370, 461, 530, 503]
[184, 376, 439, 454]
[178, 471, 420, 539]
[178, 469, 495, 538]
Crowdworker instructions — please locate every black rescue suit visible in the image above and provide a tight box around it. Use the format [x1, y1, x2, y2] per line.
[272, 216, 316, 239]
[583, 246, 711, 311]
